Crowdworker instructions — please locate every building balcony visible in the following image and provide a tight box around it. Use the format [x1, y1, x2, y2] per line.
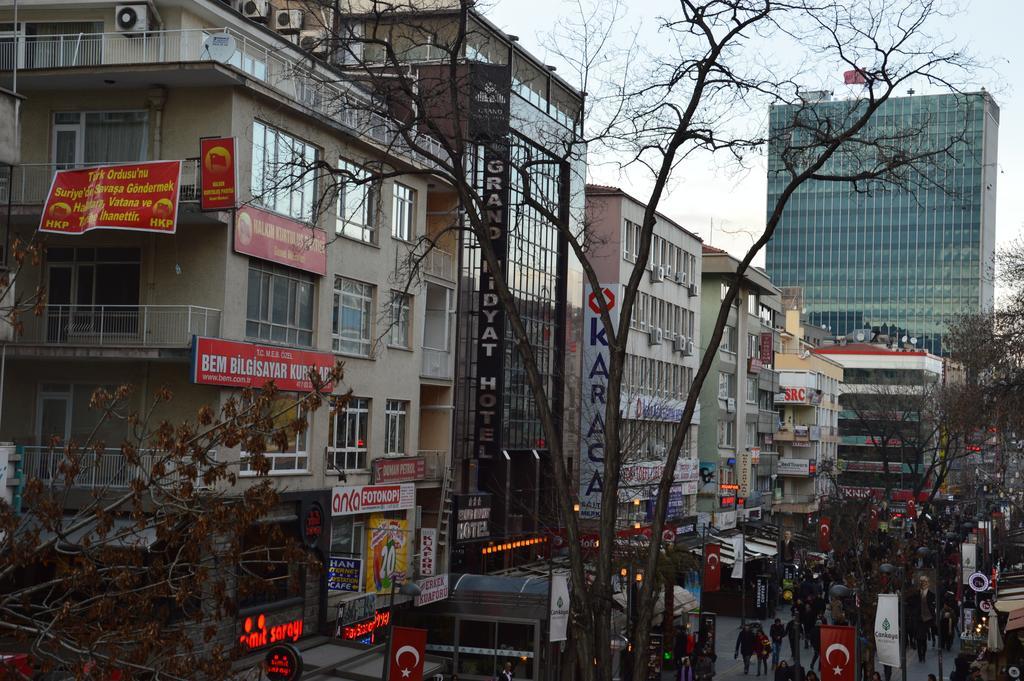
[421, 247, 456, 282]
[421, 347, 453, 381]
[0, 160, 200, 206]
[20, 446, 215, 490]
[417, 450, 449, 481]
[0, 28, 444, 168]
[17, 305, 221, 348]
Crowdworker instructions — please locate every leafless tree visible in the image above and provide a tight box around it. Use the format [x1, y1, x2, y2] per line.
[251, 0, 984, 677]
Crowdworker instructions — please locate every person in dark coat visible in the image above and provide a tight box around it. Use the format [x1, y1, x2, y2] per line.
[786, 618, 800, 663]
[736, 624, 757, 674]
[774, 660, 793, 681]
[807, 619, 821, 670]
[908, 575, 936, 662]
[770, 618, 786, 668]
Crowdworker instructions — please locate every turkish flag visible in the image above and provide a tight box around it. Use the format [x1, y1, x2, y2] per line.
[819, 517, 832, 552]
[819, 625, 856, 681]
[703, 543, 721, 593]
[389, 626, 427, 681]
[869, 507, 879, 531]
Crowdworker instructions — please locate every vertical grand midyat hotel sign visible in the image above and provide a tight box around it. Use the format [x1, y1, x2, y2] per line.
[470, 63, 511, 459]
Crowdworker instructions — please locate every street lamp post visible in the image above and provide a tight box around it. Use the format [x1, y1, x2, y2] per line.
[382, 578, 422, 681]
[829, 584, 859, 680]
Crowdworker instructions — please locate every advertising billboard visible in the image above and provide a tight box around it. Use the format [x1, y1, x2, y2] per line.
[365, 514, 410, 594]
[234, 205, 327, 276]
[191, 336, 334, 392]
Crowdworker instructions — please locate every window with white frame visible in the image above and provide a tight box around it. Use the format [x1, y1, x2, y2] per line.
[337, 158, 378, 243]
[388, 291, 411, 349]
[748, 334, 759, 359]
[240, 398, 308, 474]
[720, 325, 737, 353]
[718, 371, 735, 399]
[717, 420, 734, 448]
[384, 399, 408, 456]
[746, 376, 757, 403]
[52, 111, 148, 168]
[246, 261, 315, 347]
[330, 516, 365, 557]
[623, 220, 636, 261]
[328, 397, 369, 470]
[333, 277, 374, 356]
[391, 183, 415, 241]
[251, 121, 319, 221]
[745, 421, 757, 448]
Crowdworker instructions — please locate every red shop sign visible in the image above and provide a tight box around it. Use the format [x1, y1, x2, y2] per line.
[191, 336, 334, 392]
[373, 457, 427, 483]
[235, 205, 327, 276]
[200, 137, 237, 211]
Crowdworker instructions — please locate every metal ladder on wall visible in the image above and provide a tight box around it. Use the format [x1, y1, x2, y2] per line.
[436, 456, 457, 572]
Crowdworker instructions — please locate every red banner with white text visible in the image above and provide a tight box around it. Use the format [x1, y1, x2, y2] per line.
[41, 161, 181, 235]
[191, 336, 334, 392]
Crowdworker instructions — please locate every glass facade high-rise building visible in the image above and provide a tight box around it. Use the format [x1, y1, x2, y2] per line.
[765, 91, 999, 355]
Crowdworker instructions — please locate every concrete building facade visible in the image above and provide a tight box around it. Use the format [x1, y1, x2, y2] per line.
[584, 184, 703, 522]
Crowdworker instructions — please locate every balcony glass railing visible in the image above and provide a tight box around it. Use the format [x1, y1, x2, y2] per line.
[0, 159, 199, 206]
[421, 347, 453, 380]
[18, 304, 221, 347]
[0, 28, 445, 167]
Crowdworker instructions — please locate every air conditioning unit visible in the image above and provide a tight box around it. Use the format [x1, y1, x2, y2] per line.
[686, 339, 694, 356]
[649, 265, 666, 283]
[241, 0, 271, 21]
[687, 283, 698, 298]
[648, 327, 664, 346]
[275, 9, 304, 33]
[674, 270, 687, 285]
[114, 4, 149, 33]
[299, 28, 329, 54]
[673, 335, 688, 353]
[726, 397, 736, 413]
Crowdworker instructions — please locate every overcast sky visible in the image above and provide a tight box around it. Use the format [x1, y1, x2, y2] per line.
[484, 0, 1023, 265]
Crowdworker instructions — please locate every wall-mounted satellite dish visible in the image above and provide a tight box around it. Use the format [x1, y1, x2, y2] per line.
[202, 33, 238, 63]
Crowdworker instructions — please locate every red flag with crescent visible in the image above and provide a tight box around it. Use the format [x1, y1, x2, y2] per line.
[869, 506, 879, 531]
[819, 517, 832, 552]
[389, 626, 427, 681]
[819, 624, 856, 681]
[906, 499, 917, 519]
[703, 543, 721, 593]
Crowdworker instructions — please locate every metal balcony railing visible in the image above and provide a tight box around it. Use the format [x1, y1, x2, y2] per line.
[0, 159, 200, 206]
[421, 247, 456, 282]
[18, 304, 221, 347]
[0, 29, 446, 168]
[421, 347, 453, 380]
[20, 446, 216, 489]
[416, 450, 448, 481]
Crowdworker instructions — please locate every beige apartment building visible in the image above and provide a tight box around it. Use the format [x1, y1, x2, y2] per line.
[772, 309, 843, 525]
[0, 0, 458, 662]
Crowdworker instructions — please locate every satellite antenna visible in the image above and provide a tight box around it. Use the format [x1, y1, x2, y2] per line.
[901, 335, 908, 343]
[910, 337, 918, 345]
[855, 332, 865, 341]
[202, 33, 238, 63]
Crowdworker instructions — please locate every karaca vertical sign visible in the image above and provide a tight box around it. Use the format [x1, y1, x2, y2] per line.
[200, 137, 237, 210]
[41, 161, 182, 235]
[579, 285, 619, 518]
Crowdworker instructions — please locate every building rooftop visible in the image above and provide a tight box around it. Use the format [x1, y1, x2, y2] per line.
[585, 184, 702, 242]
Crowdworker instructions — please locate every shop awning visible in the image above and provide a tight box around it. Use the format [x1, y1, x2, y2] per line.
[248, 637, 445, 681]
[1006, 606, 1024, 633]
[450, 573, 548, 595]
[16, 516, 159, 553]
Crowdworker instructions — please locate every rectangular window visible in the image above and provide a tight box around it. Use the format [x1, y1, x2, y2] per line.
[746, 376, 757, 403]
[746, 421, 757, 448]
[720, 325, 736, 353]
[717, 420, 734, 448]
[384, 399, 408, 456]
[623, 220, 635, 261]
[333, 277, 374, 356]
[748, 334, 759, 359]
[239, 398, 308, 474]
[330, 516, 365, 557]
[747, 292, 759, 316]
[718, 371, 735, 399]
[251, 121, 318, 221]
[337, 158, 378, 243]
[388, 291, 411, 348]
[245, 261, 315, 347]
[391, 182, 415, 241]
[328, 397, 369, 470]
[52, 111, 148, 167]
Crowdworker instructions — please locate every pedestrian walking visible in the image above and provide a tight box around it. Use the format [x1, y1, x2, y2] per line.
[770, 618, 786, 668]
[736, 624, 757, 675]
[500, 661, 514, 681]
[679, 656, 696, 681]
[756, 626, 772, 677]
[940, 602, 957, 651]
[808, 619, 821, 670]
[786, 617, 800, 663]
[696, 652, 716, 681]
[775, 660, 793, 681]
[805, 672, 819, 681]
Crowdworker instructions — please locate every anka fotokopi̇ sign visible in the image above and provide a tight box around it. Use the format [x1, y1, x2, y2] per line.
[41, 161, 182, 235]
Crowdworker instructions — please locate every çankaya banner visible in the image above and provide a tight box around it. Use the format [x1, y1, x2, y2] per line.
[874, 594, 901, 668]
[191, 336, 334, 392]
[549, 571, 570, 642]
[41, 161, 182, 235]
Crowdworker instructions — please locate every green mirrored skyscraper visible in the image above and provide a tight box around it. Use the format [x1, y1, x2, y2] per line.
[765, 91, 998, 355]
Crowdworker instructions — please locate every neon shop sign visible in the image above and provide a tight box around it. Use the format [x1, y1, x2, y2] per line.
[340, 608, 391, 644]
[239, 613, 304, 651]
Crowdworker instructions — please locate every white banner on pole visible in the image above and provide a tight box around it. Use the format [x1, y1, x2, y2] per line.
[874, 594, 901, 668]
[962, 542, 977, 585]
[731, 535, 745, 579]
[549, 572, 570, 642]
